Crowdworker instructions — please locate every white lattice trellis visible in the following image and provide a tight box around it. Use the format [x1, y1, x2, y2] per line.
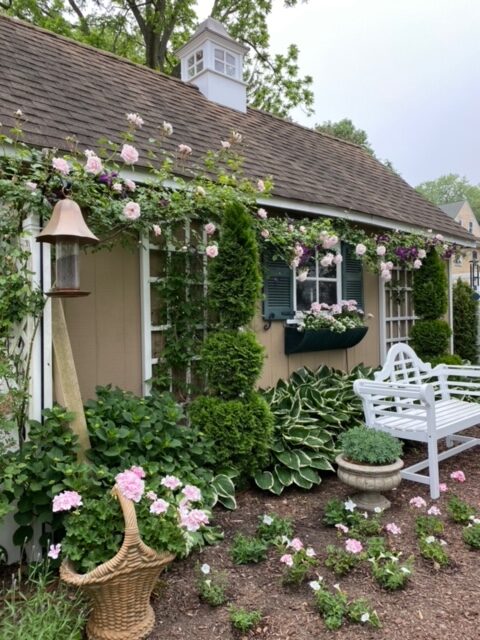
[379, 267, 417, 363]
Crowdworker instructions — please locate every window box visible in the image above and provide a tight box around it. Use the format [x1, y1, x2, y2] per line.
[284, 325, 368, 355]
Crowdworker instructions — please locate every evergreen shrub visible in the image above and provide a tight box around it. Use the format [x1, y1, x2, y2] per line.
[410, 319, 451, 359]
[189, 393, 274, 478]
[413, 249, 448, 319]
[429, 353, 462, 367]
[208, 201, 261, 329]
[453, 280, 477, 362]
[200, 330, 264, 398]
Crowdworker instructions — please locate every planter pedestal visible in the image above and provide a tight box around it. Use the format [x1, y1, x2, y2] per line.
[335, 454, 404, 511]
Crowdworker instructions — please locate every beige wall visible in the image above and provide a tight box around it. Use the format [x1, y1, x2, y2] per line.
[62, 245, 143, 401]
[254, 269, 380, 389]
[452, 203, 480, 281]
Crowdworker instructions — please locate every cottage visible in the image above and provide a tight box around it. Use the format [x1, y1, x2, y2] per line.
[0, 15, 474, 408]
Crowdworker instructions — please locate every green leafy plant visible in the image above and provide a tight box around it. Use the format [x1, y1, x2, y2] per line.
[413, 249, 448, 320]
[323, 498, 351, 527]
[366, 536, 388, 558]
[415, 515, 445, 538]
[325, 544, 363, 575]
[256, 364, 375, 495]
[196, 563, 228, 606]
[369, 552, 413, 590]
[313, 584, 349, 630]
[230, 534, 268, 565]
[339, 426, 403, 465]
[350, 514, 383, 539]
[453, 280, 478, 362]
[418, 536, 449, 567]
[462, 521, 480, 549]
[347, 598, 381, 628]
[294, 300, 365, 333]
[411, 319, 452, 360]
[280, 543, 318, 586]
[447, 495, 476, 524]
[256, 513, 294, 544]
[189, 393, 273, 480]
[229, 606, 262, 632]
[200, 330, 264, 398]
[429, 353, 463, 367]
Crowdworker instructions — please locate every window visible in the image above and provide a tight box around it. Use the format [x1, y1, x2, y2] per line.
[469, 221, 474, 234]
[187, 49, 204, 78]
[214, 47, 237, 77]
[294, 251, 340, 311]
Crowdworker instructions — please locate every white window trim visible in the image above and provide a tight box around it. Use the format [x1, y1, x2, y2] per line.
[187, 47, 204, 78]
[292, 249, 342, 312]
[213, 46, 239, 79]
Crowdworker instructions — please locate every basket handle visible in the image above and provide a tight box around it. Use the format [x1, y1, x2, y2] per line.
[112, 485, 142, 547]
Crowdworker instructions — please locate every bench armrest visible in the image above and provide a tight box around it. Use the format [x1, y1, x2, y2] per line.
[353, 379, 435, 403]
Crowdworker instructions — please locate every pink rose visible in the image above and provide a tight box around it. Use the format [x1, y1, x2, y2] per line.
[146, 491, 158, 501]
[355, 243, 367, 256]
[112, 183, 123, 193]
[52, 157, 70, 175]
[161, 121, 173, 136]
[291, 257, 300, 268]
[322, 235, 338, 249]
[125, 179, 136, 192]
[161, 475, 182, 490]
[126, 112, 144, 128]
[418, 249, 426, 259]
[294, 243, 304, 257]
[206, 244, 219, 258]
[320, 253, 334, 267]
[178, 144, 192, 157]
[376, 245, 386, 256]
[257, 179, 265, 192]
[381, 269, 392, 282]
[257, 208, 268, 219]
[450, 470, 466, 483]
[204, 222, 216, 235]
[120, 144, 139, 165]
[280, 554, 294, 567]
[296, 269, 308, 282]
[48, 543, 61, 560]
[345, 538, 363, 554]
[413, 259, 422, 269]
[153, 224, 162, 237]
[261, 229, 270, 239]
[150, 499, 169, 515]
[123, 202, 141, 220]
[85, 154, 103, 175]
[333, 254, 343, 265]
[221, 140, 231, 149]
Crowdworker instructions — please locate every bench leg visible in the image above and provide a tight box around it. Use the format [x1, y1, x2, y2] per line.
[445, 436, 454, 448]
[428, 438, 440, 499]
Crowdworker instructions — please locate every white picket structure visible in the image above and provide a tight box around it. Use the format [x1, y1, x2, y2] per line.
[354, 343, 480, 498]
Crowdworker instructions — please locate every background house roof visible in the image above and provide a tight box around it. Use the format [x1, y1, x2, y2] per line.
[440, 201, 468, 219]
[0, 15, 471, 242]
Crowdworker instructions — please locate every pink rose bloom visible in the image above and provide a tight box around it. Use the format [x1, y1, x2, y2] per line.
[120, 144, 139, 165]
[146, 491, 158, 501]
[221, 140, 231, 149]
[162, 121, 173, 136]
[418, 249, 427, 259]
[180, 508, 209, 532]
[299, 226, 307, 233]
[291, 257, 300, 268]
[335, 523, 349, 534]
[112, 183, 123, 192]
[296, 269, 308, 282]
[413, 259, 422, 269]
[115, 469, 145, 502]
[289, 537, 303, 552]
[130, 465, 145, 479]
[427, 506, 441, 516]
[125, 179, 136, 192]
[52, 490, 83, 513]
[153, 224, 162, 237]
[231, 131, 242, 143]
[25, 181, 37, 191]
[345, 538, 363, 554]
[257, 179, 265, 192]
[320, 253, 334, 267]
[280, 554, 294, 567]
[126, 112, 144, 128]
[52, 157, 70, 175]
[182, 485, 202, 502]
[355, 243, 367, 256]
[288, 224, 294, 233]
[178, 144, 192, 156]
[450, 470, 466, 483]
[206, 244, 219, 258]
[261, 229, 270, 239]
[48, 543, 61, 560]
[381, 269, 392, 282]
[439, 483, 448, 493]
[409, 496, 427, 508]
[257, 208, 268, 219]
[85, 154, 103, 175]
[376, 245, 386, 256]
[310, 302, 322, 314]
[161, 475, 182, 490]
[204, 222, 216, 235]
[123, 202, 141, 220]
[385, 523, 401, 535]
[435, 234, 444, 241]
[150, 499, 169, 515]
[322, 235, 338, 249]
[333, 254, 343, 265]
[385, 261, 394, 269]
[305, 547, 316, 557]
[294, 243, 304, 257]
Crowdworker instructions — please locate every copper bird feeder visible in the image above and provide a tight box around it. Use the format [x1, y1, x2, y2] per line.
[37, 198, 99, 297]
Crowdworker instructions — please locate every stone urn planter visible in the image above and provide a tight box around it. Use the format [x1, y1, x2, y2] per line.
[335, 453, 404, 511]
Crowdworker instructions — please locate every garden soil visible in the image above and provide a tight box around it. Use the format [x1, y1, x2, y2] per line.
[151, 436, 480, 640]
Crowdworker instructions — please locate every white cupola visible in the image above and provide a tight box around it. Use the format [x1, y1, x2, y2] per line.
[176, 17, 248, 113]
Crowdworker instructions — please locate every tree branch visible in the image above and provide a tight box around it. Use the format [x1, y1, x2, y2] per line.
[125, 0, 147, 38]
[67, 0, 90, 35]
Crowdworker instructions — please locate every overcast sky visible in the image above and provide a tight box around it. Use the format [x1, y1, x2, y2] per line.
[198, 0, 480, 187]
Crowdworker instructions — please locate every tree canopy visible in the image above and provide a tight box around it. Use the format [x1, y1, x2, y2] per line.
[416, 174, 480, 220]
[1, 0, 314, 118]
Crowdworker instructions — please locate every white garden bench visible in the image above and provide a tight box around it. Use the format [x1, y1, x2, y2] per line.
[353, 343, 480, 498]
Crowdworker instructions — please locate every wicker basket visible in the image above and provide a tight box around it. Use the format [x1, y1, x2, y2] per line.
[60, 486, 175, 640]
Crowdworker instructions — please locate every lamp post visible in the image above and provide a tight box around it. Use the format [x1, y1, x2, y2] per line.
[36, 198, 98, 296]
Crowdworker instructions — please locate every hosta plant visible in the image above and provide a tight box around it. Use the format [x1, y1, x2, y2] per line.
[255, 364, 375, 495]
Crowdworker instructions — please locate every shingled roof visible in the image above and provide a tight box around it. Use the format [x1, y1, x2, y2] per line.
[0, 15, 472, 242]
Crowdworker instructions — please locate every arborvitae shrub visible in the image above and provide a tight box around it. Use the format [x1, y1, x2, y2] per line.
[201, 330, 265, 399]
[189, 393, 274, 478]
[410, 319, 451, 359]
[413, 250, 448, 320]
[208, 201, 261, 329]
[429, 353, 462, 367]
[453, 280, 477, 362]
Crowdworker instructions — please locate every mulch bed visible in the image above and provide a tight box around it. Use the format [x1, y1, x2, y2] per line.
[150, 438, 480, 640]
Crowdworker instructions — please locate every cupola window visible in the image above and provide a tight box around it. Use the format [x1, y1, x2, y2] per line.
[214, 47, 237, 77]
[187, 49, 204, 78]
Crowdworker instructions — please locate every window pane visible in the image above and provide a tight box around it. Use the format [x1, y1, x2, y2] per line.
[214, 60, 225, 73]
[318, 263, 336, 278]
[318, 282, 337, 305]
[188, 67, 195, 78]
[214, 48, 225, 60]
[226, 52, 235, 65]
[301, 254, 316, 277]
[187, 55, 194, 66]
[296, 281, 316, 311]
[197, 61, 204, 72]
[226, 64, 236, 77]
[196, 50, 203, 61]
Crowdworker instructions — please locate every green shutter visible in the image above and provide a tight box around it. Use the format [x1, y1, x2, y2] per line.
[263, 253, 294, 320]
[341, 243, 364, 309]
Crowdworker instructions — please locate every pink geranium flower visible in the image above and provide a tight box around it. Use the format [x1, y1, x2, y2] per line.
[280, 554, 294, 567]
[182, 485, 202, 503]
[150, 499, 169, 515]
[345, 538, 363, 554]
[161, 475, 182, 491]
[52, 490, 83, 513]
[335, 523, 349, 534]
[120, 144, 139, 165]
[385, 523, 401, 535]
[289, 537, 303, 552]
[439, 483, 448, 493]
[409, 496, 427, 509]
[450, 470, 466, 483]
[179, 508, 209, 532]
[130, 466, 145, 479]
[115, 469, 144, 502]
[427, 506, 441, 516]
[48, 543, 61, 560]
